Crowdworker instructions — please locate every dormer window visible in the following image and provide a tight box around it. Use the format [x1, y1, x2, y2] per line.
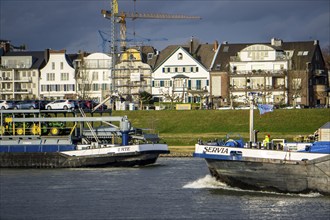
[147, 53, 153, 59]
[178, 53, 183, 60]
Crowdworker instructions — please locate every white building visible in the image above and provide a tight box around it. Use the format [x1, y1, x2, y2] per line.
[74, 52, 112, 102]
[40, 50, 76, 99]
[152, 45, 213, 104]
[0, 51, 45, 100]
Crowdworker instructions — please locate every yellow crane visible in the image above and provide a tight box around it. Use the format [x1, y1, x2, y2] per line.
[101, 0, 201, 50]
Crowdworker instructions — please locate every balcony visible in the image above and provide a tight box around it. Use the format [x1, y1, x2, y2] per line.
[230, 70, 287, 76]
[13, 77, 32, 82]
[0, 77, 12, 81]
[229, 84, 286, 91]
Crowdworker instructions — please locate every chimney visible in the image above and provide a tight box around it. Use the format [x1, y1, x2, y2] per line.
[213, 40, 219, 51]
[271, 38, 283, 47]
[314, 40, 319, 45]
[44, 49, 50, 63]
[190, 36, 194, 54]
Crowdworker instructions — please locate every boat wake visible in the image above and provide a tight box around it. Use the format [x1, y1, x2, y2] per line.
[183, 175, 323, 197]
[183, 175, 228, 189]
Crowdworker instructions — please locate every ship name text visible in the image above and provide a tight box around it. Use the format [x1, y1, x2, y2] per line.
[203, 146, 229, 154]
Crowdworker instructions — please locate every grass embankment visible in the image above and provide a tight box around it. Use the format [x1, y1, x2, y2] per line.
[111, 109, 330, 150]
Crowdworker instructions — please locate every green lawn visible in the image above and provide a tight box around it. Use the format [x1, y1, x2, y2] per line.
[111, 108, 330, 146]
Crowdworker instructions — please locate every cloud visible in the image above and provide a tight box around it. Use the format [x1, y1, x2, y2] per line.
[1, 0, 329, 53]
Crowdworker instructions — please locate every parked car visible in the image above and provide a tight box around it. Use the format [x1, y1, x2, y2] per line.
[15, 100, 45, 110]
[45, 99, 76, 110]
[76, 100, 107, 111]
[85, 100, 108, 110]
[0, 100, 16, 109]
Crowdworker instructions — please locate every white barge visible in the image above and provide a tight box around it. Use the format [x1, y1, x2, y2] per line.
[194, 93, 329, 194]
[0, 109, 169, 168]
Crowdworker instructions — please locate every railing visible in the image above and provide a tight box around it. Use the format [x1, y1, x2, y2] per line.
[229, 85, 287, 91]
[229, 70, 287, 76]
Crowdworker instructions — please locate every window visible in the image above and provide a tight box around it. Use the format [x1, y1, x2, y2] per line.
[61, 73, 69, 81]
[174, 79, 183, 88]
[92, 72, 98, 81]
[164, 80, 171, 88]
[60, 62, 64, 70]
[47, 73, 55, 81]
[292, 78, 302, 90]
[154, 80, 160, 88]
[178, 53, 183, 60]
[103, 71, 108, 80]
[147, 53, 153, 59]
[196, 80, 201, 90]
[160, 80, 164, 87]
[93, 84, 99, 91]
[52, 62, 55, 70]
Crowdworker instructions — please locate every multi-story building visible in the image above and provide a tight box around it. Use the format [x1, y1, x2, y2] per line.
[210, 38, 328, 108]
[0, 51, 45, 100]
[74, 52, 112, 102]
[114, 47, 154, 102]
[40, 49, 76, 99]
[150, 40, 217, 104]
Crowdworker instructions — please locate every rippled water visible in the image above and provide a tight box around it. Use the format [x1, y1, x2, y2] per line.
[1, 158, 329, 219]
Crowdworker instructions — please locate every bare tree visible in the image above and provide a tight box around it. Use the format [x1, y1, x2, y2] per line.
[76, 53, 92, 100]
[161, 88, 181, 110]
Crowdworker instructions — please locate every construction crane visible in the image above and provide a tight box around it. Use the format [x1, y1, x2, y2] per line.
[101, 0, 201, 51]
[98, 30, 168, 53]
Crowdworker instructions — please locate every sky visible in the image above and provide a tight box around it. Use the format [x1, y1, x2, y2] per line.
[0, 0, 329, 54]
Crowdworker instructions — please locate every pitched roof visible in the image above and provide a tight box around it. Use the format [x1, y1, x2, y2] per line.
[149, 43, 217, 70]
[211, 40, 322, 71]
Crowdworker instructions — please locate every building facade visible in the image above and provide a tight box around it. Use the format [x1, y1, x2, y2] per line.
[0, 51, 45, 100]
[40, 49, 76, 99]
[74, 52, 112, 102]
[210, 39, 328, 108]
[114, 48, 153, 102]
[151, 42, 216, 104]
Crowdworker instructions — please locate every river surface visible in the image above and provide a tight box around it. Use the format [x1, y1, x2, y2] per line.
[0, 157, 329, 220]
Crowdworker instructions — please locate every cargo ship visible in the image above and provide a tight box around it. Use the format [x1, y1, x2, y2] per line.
[0, 109, 169, 168]
[194, 93, 329, 195]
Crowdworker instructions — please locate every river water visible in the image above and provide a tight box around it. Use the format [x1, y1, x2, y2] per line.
[0, 158, 329, 220]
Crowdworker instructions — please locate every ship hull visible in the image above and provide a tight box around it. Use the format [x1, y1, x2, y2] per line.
[0, 143, 169, 168]
[0, 151, 166, 168]
[205, 155, 330, 194]
[194, 143, 330, 195]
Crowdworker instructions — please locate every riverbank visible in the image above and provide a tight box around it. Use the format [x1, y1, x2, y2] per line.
[161, 146, 194, 157]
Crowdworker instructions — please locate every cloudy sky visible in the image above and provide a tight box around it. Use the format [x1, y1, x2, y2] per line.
[1, 0, 329, 53]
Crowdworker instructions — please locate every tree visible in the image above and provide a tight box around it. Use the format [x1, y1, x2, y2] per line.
[137, 91, 153, 110]
[321, 45, 330, 69]
[161, 88, 181, 110]
[76, 52, 92, 100]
